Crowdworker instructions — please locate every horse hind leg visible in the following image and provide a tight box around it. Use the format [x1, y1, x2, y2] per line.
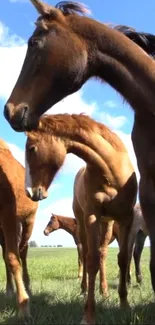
[133, 230, 147, 284]
[2, 220, 30, 319]
[117, 219, 136, 309]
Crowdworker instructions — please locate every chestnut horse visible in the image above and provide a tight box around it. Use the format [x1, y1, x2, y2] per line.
[25, 113, 138, 324]
[44, 213, 83, 279]
[0, 139, 38, 319]
[43, 207, 147, 293]
[4, 0, 155, 297]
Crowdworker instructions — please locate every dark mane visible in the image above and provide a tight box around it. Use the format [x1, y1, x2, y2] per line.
[55, 1, 91, 16]
[34, 113, 126, 152]
[114, 25, 155, 58]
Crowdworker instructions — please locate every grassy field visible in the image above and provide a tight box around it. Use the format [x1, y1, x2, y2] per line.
[0, 247, 155, 324]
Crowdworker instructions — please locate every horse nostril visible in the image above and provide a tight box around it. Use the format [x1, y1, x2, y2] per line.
[38, 187, 43, 200]
[4, 104, 11, 122]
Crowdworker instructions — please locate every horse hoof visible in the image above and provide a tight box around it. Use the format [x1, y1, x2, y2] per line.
[136, 275, 142, 284]
[80, 289, 87, 296]
[80, 317, 95, 325]
[80, 317, 88, 325]
[17, 312, 32, 324]
[100, 288, 109, 297]
[17, 299, 31, 320]
[5, 289, 14, 299]
[127, 282, 131, 288]
[120, 301, 130, 309]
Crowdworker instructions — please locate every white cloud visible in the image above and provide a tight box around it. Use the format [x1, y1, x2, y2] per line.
[9, 0, 28, 2]
[103, 100, 118, 109]
[0, 21, 25, 47]
[46, 90, 97, 116]
[97, 111, 127, 129]
[61, 153, 85, 176]
[8, 142, 25, 166]
[0, 21, 27, 99]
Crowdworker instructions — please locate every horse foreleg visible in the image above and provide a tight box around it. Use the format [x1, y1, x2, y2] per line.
[19, 214, 35, 295]
[77, 243, 83, 279]
[118, 220, 135, 308]
[99, 220, 114, 296]
[20, 244, 31, 295]
[79, 229, 87, 295]
[139, 177, 155, 292]
[133, 230, 147, 284]
[2, 220, 30, 319]
[1, 238, 14, 297]
[81, 213, 100, 325]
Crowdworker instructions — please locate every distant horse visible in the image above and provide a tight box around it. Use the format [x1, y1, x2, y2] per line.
[25, 113, 138, 324]
[44, 213, 83, 279]
[0, 139, 38, 319]
[4, 1, 155, 298]
[43, 207, 147, 294]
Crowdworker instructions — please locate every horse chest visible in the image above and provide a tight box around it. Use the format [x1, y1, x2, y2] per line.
[93, 185, 118, 205]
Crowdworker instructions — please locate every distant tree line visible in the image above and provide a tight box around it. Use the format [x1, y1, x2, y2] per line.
[28, 241, 63, 248]
[29, 241, 38, 247]
[41, 244, 63, 248]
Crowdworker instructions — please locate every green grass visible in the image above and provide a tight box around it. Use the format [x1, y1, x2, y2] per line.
[0, 247, 155, 324]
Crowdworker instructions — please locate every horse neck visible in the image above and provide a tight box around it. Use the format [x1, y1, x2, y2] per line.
[57, 216, 76, 236]
[65, 128, 121, 176]
[70, 16, 155, 116]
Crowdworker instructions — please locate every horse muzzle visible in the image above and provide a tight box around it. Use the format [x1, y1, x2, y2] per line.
[26, 187, 48, 202]
[4, 102, 39, 132]
[44, 229, 50, 236]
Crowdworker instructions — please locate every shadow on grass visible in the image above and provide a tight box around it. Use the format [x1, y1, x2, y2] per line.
[0, 291, 155, 325]
[45, 274, 78, 281]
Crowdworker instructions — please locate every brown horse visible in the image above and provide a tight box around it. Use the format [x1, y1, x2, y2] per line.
[43, 213, 120, 290]
[4, 0, 155, 296]
[43, 207, 147, 294]
[0, 139, 38, 319]
[5, 0, 155, 132]
[25, 113, 138, 324]
[44, 213, 83, 279]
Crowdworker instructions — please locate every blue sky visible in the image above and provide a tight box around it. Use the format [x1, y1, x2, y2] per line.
[0, 0, 153, 246]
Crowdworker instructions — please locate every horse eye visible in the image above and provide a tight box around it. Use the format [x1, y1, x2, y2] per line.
[29, 37, 39, 48]
[29, 145, 38, 153]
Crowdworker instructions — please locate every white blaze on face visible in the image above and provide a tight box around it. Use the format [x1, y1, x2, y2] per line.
[25, 154, 33, 198]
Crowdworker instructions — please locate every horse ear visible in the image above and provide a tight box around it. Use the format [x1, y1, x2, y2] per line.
[25, 132, 38, 141]
[29, 0, 56, 15]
